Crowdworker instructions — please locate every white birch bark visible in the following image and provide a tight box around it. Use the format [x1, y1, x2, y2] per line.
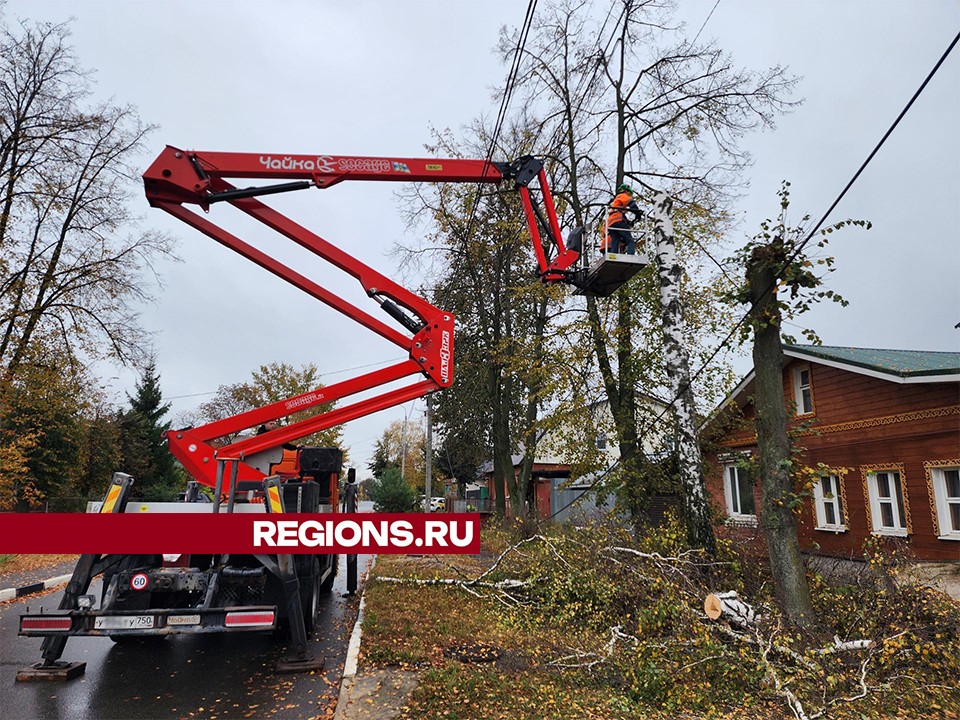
[650, 192, 716, 552]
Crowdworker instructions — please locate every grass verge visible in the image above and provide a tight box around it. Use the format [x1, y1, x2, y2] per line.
[0, 554, 78, 580]
[359, 521, 959, 720]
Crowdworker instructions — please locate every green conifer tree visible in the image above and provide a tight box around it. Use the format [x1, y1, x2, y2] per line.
[370, 466, 415, 513]
[119, 362, 182, 499]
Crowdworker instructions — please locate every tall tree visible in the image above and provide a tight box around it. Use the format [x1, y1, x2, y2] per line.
[735, 183, 868, 628]
[0, 17, 174, 375]
[185, 362, 345, 454]
[368, 418, 426, 492]
[501, 0, 796, 528]
[0, 347, 97, 508]
[398, 126, 562, 517]
[74, 401, 121, 500]
[118, 361, 181, 500]
[650, 193, 716, 552]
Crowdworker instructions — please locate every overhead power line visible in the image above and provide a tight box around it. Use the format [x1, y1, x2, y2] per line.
[461, 0, 539, 246]
[165, 356, 407, 401]
[679, 27, 960, 408]
[549, 27, 960, 518]
[690, 0, 721, 47]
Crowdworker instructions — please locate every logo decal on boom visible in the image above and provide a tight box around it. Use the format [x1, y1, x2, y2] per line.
[439, 330, 451, 384]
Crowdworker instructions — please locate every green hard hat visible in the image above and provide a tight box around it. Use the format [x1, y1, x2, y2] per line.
[617, 183, 634, 194]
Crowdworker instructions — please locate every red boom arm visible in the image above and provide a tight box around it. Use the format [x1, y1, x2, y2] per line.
[143, 146, 578, 487]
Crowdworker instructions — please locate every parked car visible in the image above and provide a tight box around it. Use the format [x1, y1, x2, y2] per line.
[429, 497, 446, 512]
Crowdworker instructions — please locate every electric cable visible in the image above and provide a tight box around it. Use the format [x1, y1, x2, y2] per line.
[690, 0, 721, 47]
[165, 356, 407, 401]
[460, 0, 539, 249]
[545, 27, 960, 519]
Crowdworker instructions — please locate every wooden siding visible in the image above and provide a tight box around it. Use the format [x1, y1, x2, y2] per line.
[706, 358, 960, 562]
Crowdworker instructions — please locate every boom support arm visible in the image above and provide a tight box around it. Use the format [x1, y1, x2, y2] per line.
[143, 147, 578, 487]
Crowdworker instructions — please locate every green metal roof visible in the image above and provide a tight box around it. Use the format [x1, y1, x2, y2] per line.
[785, 345, 960, 378]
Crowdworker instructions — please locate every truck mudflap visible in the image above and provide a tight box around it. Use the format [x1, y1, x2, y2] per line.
[19, 606, 277, 637]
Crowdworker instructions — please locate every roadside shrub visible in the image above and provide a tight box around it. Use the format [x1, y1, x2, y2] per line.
[370, 466, 415, 512]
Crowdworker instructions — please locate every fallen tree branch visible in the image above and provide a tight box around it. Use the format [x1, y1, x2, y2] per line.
[711, 622, 818, 671]
[606, 546, 727, 566]
[548, 625, 639, 669]
[471, 534, 568, 586]
[374, 574, 541, 606]
[756, 624, 812, 720]
[705, 590, 760, 626]
[371, 535, 565, 607]
[813, 636, 875, 655]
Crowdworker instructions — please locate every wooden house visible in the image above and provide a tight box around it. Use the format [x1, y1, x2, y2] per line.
[704, 345, 960, 562]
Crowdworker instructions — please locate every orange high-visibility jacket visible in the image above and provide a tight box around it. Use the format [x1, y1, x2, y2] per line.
[603, 191, 639, 250]
[607, 191, 636, 226]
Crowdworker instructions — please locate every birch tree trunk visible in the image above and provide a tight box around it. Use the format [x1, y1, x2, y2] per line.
[746, 241, 815, 630]
[650, 193, 717, 554]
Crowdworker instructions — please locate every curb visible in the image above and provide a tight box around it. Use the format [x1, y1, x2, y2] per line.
[0, 573, 73, 603]
[334, 556, 376, 720]
[342, 592, 367, 677]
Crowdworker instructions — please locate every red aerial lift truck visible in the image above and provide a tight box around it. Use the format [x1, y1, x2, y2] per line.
[18, 146, 642, 680]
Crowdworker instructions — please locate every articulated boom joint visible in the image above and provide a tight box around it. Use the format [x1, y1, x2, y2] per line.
[410, 312, 455, 388]
[499, 156, 543, 188]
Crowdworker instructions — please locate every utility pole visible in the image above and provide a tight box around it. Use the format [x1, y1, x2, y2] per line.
[424, 394, 433, 512]
[400, 410, 407, 483]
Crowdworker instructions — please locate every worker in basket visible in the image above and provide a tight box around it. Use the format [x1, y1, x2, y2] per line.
[603, 183, 643, 255]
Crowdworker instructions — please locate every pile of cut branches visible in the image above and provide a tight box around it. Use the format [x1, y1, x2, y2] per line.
[373, 517, 959, 718]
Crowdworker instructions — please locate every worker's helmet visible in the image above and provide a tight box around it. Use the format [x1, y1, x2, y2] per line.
[617, 183, 634, 195]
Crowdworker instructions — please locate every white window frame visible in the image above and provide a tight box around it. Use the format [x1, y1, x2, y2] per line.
[865, 469, 908, 537]
[812, 473, 846, 532]
[723, 461, 757, 526]
[792, 364, 813, 415]
[927, 462, 960, 541]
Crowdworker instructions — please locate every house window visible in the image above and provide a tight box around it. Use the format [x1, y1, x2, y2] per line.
[812, 474, 846, 531]
[928, 464, 960, 540]
[724, 463, 756, 523]
[866, 469, 908, 536]
[596, 433, 607, 450]
[793, 365, 813, 415]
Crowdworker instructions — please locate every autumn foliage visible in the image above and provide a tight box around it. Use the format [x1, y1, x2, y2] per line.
[363, 518, 959, 719]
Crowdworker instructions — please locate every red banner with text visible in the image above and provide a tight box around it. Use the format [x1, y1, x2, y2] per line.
[0, 513, 480, 554]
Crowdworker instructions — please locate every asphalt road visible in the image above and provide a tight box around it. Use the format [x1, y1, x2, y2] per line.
[0, 551, 373, 720]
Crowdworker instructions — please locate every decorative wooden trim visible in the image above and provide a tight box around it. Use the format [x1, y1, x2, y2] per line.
[837, 469, 850, 528]
[924, 459, 960, 537]
[720, 405, 960, 449]
[808, 466, 850, 531]
[860, 463, 911, 535]
[811, 405, 959, 436]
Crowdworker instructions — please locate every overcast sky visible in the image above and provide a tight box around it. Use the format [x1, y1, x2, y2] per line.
[7, 0, 958, 478]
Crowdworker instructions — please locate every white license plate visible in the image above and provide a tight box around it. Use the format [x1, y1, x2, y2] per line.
[94, 615, 155, 630]
[166, 614, 201, 626]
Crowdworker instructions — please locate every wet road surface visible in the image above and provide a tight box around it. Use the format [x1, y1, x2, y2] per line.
[0, 553, 373, 720]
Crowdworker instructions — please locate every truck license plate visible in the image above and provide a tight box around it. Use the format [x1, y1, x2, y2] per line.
[94, 615, 155, 630]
